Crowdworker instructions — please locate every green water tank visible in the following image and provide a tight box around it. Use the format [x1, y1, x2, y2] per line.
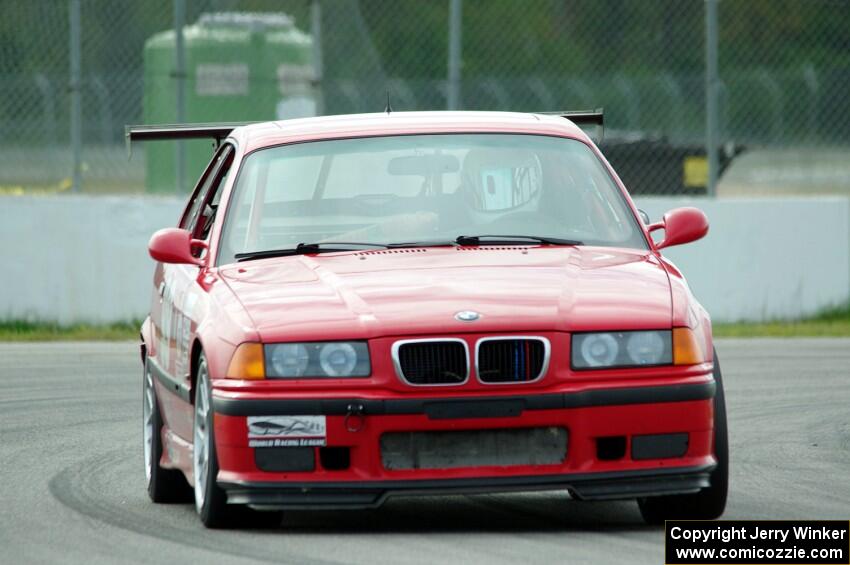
[143, 12, 314, 193]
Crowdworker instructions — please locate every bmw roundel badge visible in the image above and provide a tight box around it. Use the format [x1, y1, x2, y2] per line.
[454, 310, 481, 322]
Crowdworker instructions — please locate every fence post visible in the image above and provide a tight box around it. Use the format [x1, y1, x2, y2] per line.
[69, 0, 82, 192]
[311, 0, 324, 116]
[705, 0, 720, 197]
[447, 0, 462, 110]
[173, 0, 186, 194]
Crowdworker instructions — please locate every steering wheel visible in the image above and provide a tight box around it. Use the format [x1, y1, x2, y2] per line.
[485, 210, 564, 233]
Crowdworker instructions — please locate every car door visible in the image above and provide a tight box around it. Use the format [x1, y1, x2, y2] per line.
[154, 144, 235, 441]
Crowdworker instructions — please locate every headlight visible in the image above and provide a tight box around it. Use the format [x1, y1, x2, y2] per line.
[267, 343, 310, 377]
[265, 342, 370, 378]
[625, 331, 666, 365]
[319, 342, 359, 376]
[572, 331, 672, 369]
[578, 333, 619, 367]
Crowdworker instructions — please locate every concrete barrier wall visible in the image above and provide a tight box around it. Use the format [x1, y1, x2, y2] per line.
[639, 197, 850, 322]
[0, 195, 183, 324]
[1, 195, 848, 324]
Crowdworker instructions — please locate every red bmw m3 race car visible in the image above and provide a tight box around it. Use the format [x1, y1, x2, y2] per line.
[133, 110, 727, 528]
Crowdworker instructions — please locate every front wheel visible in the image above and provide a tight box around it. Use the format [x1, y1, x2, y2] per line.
[193, 355, 231, 527]
[637, 348, 728, 523]
[143, 358, 191, 502]
[192, 354, 281, 529]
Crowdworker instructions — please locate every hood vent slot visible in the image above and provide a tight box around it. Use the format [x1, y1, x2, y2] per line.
[456, 247, 531, 251]
[356, 248, 428, 256]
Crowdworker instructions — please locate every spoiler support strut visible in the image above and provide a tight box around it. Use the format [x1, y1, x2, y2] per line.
[125, 122, 256, 158]
[536, 108, 604, 141]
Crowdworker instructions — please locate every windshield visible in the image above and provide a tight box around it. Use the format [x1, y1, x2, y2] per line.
[218, 134, 646, 265]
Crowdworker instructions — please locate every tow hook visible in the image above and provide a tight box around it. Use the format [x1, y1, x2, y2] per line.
[345, 402, 365, 433]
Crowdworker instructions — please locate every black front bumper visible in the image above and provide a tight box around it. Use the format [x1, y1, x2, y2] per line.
[219, 464, 714, 510]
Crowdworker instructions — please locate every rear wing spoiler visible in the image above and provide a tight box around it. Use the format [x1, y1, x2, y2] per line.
[537, 109, 604, 141]
[125, 122, 256, 157]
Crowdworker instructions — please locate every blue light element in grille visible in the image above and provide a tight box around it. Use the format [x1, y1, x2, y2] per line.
[478, 338, 545, 383]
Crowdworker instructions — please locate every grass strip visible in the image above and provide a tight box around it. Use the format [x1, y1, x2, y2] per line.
[1, 304, 849, 341]
[0, 320, 140, 341]
[714, 303, 850, 337]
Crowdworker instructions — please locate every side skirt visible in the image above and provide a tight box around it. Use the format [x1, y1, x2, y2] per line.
[162, 427, 195, 487]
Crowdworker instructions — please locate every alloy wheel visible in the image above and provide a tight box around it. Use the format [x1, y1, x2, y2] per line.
[193, 364, 211, 512]
[143, 366, 154, 484]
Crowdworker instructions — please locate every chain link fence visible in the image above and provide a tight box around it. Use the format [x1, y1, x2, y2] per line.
[1, 0, 848, 195]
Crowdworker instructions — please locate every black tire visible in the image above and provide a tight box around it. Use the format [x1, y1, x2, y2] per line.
[143, 358, 191, 503]
[193, 355, 231, 527]
[637, 348, 728, 524]
[193, 354, 281, 529]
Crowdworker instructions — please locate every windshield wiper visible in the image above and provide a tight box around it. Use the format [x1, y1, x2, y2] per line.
[386, 240, 459, 248]
[235, 242, 388, 262]
[235, 236, 582, 261]
[455, 235, 583, 246]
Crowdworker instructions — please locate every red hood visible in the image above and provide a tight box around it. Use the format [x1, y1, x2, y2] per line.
[219, 246, 672, 342]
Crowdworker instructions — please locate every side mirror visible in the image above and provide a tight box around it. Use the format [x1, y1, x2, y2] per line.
[648, 207, 708, 250]
[148, 228, 207, 266]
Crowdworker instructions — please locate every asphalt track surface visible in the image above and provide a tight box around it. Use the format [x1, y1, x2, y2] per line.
[1, 339, 848, 564]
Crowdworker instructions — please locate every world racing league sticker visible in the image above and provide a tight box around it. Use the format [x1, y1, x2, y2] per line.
[247, 415, 327, 447]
